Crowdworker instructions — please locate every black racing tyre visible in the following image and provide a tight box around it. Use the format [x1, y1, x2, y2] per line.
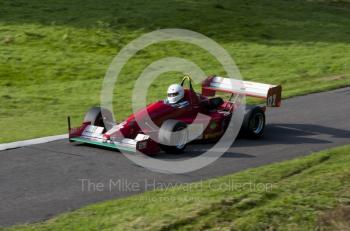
[84, 107, 114, 131]
[240, 106, 265, 139]
[159, 120, 188, 154]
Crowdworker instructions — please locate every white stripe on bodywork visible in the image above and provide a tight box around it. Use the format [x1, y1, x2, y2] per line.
[210, 76, 275, 98]
[0, 134, 68, 151]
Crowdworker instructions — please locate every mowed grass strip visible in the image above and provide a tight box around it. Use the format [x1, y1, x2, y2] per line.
[1, 0, 350, 142]
[3, 145, 350, 231]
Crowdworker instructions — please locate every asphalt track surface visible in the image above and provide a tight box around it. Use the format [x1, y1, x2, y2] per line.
[1, 87, 349, 227]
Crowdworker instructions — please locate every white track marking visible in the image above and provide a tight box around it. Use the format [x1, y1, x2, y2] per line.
[0, 134, 68, 151]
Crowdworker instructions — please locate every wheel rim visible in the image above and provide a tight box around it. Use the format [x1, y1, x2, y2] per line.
[251, 113, 264, 134]
[175, 126, 188, 149]
[176, 138, 186, 149]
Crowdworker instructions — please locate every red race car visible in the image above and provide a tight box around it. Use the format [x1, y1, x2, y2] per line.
[68, 76, 282, 154]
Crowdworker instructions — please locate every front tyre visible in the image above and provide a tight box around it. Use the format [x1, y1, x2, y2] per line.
[240, 106, 265, 139]
[159, 120, 188, 154]
[84, 107, 114, 131]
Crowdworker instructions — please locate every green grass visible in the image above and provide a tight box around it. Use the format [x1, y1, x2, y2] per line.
[3, 145, 350, 230]
[1, 0, 350, 143]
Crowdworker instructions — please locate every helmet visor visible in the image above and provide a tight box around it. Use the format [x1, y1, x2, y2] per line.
[168, 92, 179, 97]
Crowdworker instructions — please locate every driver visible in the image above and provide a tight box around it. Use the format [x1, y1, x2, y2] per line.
[166, 84, 188, 107]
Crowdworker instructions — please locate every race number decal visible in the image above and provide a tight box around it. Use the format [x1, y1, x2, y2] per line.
[267, 94, 276, 107]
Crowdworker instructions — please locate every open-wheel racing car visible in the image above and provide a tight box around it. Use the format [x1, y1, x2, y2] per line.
[68, 76, 282, 155]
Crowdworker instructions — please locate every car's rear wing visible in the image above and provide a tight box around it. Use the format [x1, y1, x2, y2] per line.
[202, 76, 282, 107]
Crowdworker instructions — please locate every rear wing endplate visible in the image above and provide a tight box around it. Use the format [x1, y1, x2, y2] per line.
[202, 76, 282, 107]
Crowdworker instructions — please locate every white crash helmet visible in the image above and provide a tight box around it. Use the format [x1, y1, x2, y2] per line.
[167, 84, 184, 104]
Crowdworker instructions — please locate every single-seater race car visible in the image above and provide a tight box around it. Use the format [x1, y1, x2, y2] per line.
[68, 76, 282, 155]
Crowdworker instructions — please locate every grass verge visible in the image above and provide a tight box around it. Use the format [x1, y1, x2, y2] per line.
[3, 144, 350, 231]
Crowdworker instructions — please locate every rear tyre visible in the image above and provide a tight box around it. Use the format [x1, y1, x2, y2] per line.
[159, 120, 188, 154]
[240, 106, 265, 139]
[84, 107, 114, 131]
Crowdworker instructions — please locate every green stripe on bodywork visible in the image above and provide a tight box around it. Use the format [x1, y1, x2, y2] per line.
[69, 137, 135, 152]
